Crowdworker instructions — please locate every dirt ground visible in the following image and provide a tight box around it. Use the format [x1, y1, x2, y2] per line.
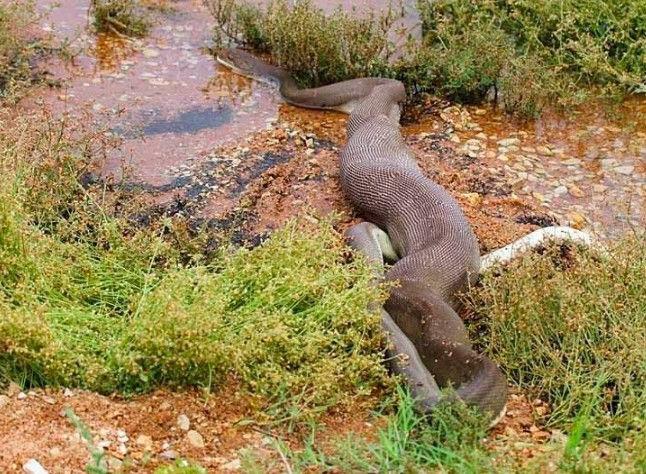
[1, 96, 563, 473]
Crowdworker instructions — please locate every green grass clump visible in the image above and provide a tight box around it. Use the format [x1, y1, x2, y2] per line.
[466, 237, 645, 466]
[90, 0, 151, 37]
[208, 0, 645, 116]
[0, 114, 389, 418]
[0, 0, 37, 102]
[207, 0, 399, 87]
[250, 387, 493, 473]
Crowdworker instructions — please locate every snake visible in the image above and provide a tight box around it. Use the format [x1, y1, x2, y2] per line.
[216, 48, 594, 423]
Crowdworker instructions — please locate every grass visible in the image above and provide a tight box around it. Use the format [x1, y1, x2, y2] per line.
[0, 112, 390, 420]
[207, 0, 645, 117]
[90, 0, 151, 37]
[246, 387, 494, 473]
[0, 0, 39, 102]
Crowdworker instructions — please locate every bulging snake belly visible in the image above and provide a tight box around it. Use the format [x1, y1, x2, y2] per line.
[217, 48, 593, 422]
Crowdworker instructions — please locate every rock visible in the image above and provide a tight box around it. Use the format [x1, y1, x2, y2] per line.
[42, 396, 56, 405]
[0, 394, 9, 408]
[63, 388, 74, 397]
[23, 459, 48, 474]
[222, 458, 241, 471]
[497, 137, 521, 147]
[48, 447, 61, 458]
[17, 392, 27, 400]
[6, 382, 21, 397]
[136, 434, 153, 451]
[142, 48, 160, 58]
[536, 145, 553, 156]
[160, 450, 178, 460]
[461, 192, 483, 206]
[187, 430, 205, 448]
[106, 456, 123, 471]
[177, 414, 190, 431]
[568, 185, 585, 198]
[568, 212, 586, 229]
[614, 165, 634, 175]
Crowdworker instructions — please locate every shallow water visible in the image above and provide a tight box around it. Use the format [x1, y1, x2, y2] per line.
[29, 0, 645, 238]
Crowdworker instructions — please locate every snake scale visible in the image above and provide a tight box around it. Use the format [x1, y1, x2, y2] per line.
[216, 48, 595, 422]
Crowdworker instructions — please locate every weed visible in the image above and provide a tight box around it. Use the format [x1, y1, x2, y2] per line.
[65, 407, 108, 474]
[0, 0, 38, 102]
[154, 460, 207, 474]
[254, 387, 492, 473]
[0, 112, 389, 419]
[90, 0, 151, 37]
[207, 0, 645, 117]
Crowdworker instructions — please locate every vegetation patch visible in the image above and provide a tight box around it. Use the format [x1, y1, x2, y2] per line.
[465, 237, 645, 469]
[0, 1, 39, 102]
[207, 0, 645, 116]
[0, 113, 389, 419]
[90, 0, 152, 37]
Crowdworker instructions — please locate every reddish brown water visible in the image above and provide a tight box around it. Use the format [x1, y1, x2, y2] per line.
[28, 0, 645, 238]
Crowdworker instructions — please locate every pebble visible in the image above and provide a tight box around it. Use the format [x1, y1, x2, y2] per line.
[17, 392, 27, 400]
[23, 459, 48, 474]
[142, 48, 160, 58]
[136, 434, 153, 451]
[568, 185, 585, 198]
[614, 165, 634, 175]
[498, 137, 521, 147]
[160, 449, 178, 460]
[222, 459, 242, 471]
[0, 394, 9, 408]
[177, 414, 190, 431]
[187, 430, 205, 448]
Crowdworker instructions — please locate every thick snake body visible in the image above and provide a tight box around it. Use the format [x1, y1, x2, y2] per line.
[217, 49, 594, 421]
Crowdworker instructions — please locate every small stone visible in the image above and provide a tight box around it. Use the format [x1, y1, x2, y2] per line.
[43, 396, 56, 405]
[17, 392, 27, 400]
[23, 459, 48, 474]
[553, 185, 568, 196]
[0, 394, 9, 408]
[48, 447, 61, 458]
[222, 458, 241, 471]
[142, 48, 160, 58]
[136, 434, 153, 451]
[6, 382, 21, 396]
[614, 165, 634, 175]
[461, 192, 483, 206]
[568, 212, 586, 230]
[187, 430, 205, 448]
[536, 145, 553, 156]
[106, 456, 123, 471]
[497, 137, 521, 147]
[160, 450, 178, 460]
[63, 388, 74, 397]
[568, 185, 585, 198]
[177, 414, 190, 431]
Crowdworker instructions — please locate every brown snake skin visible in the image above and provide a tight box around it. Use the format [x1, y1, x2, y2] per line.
[217, 48, 508, 421]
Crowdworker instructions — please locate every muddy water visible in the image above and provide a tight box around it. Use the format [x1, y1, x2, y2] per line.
[33, 0, 280, 185]
[30, 0, 644, 239]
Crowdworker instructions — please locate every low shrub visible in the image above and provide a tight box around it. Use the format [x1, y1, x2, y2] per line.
[466, 237, 645, 443]
[0, 0, 37, 102]
[207, 0, 645, 116]
[0, 113, 389, 418]
[90, 0, 151, 37]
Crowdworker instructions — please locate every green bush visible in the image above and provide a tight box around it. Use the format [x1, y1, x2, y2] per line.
[0, 1, 36, 101]
[90, 0, 151, 37]
[467, 237, 645, 442]
[208, 0, 645, 116]
[0, 114, 389, 417]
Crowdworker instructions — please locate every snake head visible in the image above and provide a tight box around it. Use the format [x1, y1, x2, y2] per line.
[216, 48, 282, 86]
